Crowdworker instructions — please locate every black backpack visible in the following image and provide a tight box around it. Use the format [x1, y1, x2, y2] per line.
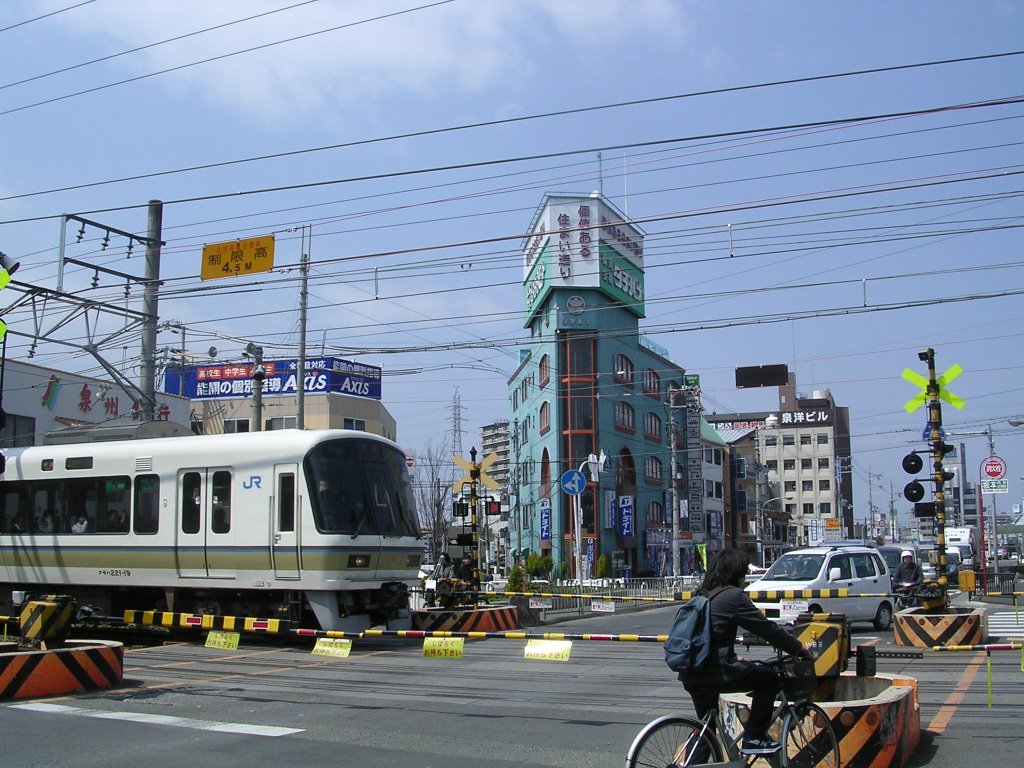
[663, 586, 727, 673]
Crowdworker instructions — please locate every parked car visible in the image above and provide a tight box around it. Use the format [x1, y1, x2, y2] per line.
[745, 544, 894, 630]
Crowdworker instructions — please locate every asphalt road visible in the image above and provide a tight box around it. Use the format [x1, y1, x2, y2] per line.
[1, 597, 1021, 767]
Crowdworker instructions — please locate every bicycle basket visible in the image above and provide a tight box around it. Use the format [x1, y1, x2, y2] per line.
[779, 658, 819, 697]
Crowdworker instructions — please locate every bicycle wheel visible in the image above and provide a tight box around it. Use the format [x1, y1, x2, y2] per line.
[779, 702, 839, 768]
[625, 715, 725, 768]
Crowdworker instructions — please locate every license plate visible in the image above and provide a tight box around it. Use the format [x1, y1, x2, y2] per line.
[781, 601, 809, 613]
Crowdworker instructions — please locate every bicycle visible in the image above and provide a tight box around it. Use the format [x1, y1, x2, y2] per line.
[624, 655, 839, 768]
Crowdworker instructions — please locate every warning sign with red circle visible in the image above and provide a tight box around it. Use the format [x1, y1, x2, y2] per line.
[982, 455, 1007, 480]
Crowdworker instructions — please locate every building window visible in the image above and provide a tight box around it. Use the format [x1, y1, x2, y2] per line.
[644, 411, 662, 440]
[643, 368, 660, 396]
[223, 418, 250, 433]
[539, 354, 550, 387]
[615, 401, 635, 432]
[784, 459, 796, 471]
[647, 500, 664, 525]
[706, 479, 715, 498]
[800, 434, 812, 445]
[539, 401, 550, 434]
[765, 435, 778, 447]
[802, 480, 814, 492]
[819, 502, 832, 515]
[703, 448, 722, 465]
[766, 459, 778, 472]
[646, 456, 663, 483]
[783, 434, 795, 446]
[803, 503, 815, 516]
[614, 354, 634, 385]
[819, 479, 831, 491]
[817, 434, 829, 445]
[0, 413, 35, 448]
[266, 417, 296, 431]
[785, 481, 797, 493]
[818, 457, 830, 470]
[801, 458, 813, 470]
[343, 418, 366, 431]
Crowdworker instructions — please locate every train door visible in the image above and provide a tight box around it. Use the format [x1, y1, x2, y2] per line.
[271, 464, 300, 579]
[175, 468, 234, 578]
[176, 470, 207, 577]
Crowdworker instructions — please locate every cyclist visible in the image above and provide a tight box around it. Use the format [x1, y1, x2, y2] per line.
[894, 550, 923, 585]
[678, 548, 812, 756]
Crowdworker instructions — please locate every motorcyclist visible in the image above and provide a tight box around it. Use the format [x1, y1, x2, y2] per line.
[894, 550, 924, 585]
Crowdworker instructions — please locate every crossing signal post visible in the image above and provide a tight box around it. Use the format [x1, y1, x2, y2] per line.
[451, 448, 499, 603]
[901, 348, 955, 604]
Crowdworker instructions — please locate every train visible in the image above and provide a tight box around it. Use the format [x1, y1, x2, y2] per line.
[0, 429, 425, 632]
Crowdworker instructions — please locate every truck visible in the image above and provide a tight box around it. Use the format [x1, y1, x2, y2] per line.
[945, 527, 978, 570]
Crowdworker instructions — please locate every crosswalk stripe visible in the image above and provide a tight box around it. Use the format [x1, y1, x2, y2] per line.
[986, 611, 1024, 639]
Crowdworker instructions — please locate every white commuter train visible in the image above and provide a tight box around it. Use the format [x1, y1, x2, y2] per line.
[0, 429, 425, 631]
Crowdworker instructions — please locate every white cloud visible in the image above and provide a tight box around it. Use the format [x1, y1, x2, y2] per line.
[33, 0, 690, 125]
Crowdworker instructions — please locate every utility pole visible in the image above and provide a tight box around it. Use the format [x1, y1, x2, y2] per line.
[294, 225, 311, 429]
[667, 383, 681, 577]
[140, 200, 163, 422]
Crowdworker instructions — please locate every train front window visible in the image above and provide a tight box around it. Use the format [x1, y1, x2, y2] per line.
[306, 438, 420, 536]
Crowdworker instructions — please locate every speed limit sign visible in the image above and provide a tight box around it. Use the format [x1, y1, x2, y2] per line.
[982, 455, 1007, 480]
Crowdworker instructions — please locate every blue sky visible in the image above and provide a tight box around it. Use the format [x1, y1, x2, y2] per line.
[2, 1, 1023, 532]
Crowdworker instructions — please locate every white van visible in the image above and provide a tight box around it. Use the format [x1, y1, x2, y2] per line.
[745, 544, 894, 630]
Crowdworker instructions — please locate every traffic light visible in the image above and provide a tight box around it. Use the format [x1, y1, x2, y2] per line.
[485, 497, 500, 516]
[902, 453, 923, 474]
[902, 451, 925, 502]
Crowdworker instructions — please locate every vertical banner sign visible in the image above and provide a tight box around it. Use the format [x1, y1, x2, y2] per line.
[586, 537, 596, 564]
[619, 495, 634, 537]
[540, 499, 552, 541]
[683, 376, 703, 534]
[605, 490, 617, 530]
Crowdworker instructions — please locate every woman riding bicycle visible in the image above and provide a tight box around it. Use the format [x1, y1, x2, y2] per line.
[678, 548, 812, 756]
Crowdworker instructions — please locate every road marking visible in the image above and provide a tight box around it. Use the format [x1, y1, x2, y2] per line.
[9, 702, 304, 737]
[926, 652, 985, 734]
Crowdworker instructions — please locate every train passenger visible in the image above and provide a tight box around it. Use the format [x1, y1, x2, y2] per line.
[71, 514, 89, 534]
[107, 510, 128, 532]
[11, 512, 29, 534]
[38, 512, 55, 533]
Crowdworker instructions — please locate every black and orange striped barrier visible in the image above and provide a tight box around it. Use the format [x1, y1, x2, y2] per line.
[893, 607, 986, 648]
[0, 640, 123, 701]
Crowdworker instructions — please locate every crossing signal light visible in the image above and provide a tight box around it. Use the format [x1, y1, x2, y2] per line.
[902, 453, 923, 474]
[453, 501, 469, 518]
[904, 481, 925, 503]
[913, 502, 937, 517]
[485, 497, 500, 516]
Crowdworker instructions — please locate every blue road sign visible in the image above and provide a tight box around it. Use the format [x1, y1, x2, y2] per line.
[560, 469, 586, 495]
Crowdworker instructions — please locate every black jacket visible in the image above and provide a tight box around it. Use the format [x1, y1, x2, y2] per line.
[679, 585, 805, 686]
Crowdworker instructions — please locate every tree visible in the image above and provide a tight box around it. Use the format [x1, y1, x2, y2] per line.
[412, 439, 455, 562]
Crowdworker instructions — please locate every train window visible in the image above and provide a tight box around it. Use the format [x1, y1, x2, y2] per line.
[134, 475, 159, 534]
[278, 473, 295, 532]
[211, 470, 231, 534]
[181, 472, 201, 534]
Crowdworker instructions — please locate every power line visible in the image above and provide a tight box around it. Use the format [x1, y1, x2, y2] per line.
[0, 0, 96, 34]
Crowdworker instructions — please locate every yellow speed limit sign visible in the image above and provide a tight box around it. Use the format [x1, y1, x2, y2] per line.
[201, 235, 275, 280]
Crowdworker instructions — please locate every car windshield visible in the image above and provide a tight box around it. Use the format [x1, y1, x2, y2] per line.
[763, 553, 825, 581]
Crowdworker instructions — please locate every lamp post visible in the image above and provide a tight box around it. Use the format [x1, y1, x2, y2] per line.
[572, 452, 605, 592]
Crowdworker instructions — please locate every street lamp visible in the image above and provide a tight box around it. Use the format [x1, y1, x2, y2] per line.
[573, 451, 606, 591]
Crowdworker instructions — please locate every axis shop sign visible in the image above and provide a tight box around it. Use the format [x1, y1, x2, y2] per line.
[165, 356, 382, 401]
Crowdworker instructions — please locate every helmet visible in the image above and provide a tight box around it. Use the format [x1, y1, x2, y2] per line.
[901, 550, 914, 558]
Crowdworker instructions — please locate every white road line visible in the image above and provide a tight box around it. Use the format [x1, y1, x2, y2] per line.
[9, 702, 304, 737]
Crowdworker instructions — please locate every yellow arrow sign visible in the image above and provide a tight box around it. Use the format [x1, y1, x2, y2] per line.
[902, 364, 966, 413]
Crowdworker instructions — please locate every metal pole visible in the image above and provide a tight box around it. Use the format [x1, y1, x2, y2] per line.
[668, 385, 680, 576]
[987, 425, 1001, 587]
[296, 225, 309, 429]
[140, 200, 163, 422]
[754, 431, 762, 567]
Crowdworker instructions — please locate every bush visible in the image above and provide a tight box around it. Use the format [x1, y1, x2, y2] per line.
[596, 553, 609, 578]
[508, 564, 525, 592]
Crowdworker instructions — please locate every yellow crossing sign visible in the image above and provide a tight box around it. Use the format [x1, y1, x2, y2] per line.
[902, 364, 966, 413]
[452, 452, 500, 492]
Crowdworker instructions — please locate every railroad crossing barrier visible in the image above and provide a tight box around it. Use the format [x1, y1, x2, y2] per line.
[893, 606, 987, 648]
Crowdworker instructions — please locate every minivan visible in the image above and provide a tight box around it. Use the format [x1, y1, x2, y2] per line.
[745, 544, 894, 629]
